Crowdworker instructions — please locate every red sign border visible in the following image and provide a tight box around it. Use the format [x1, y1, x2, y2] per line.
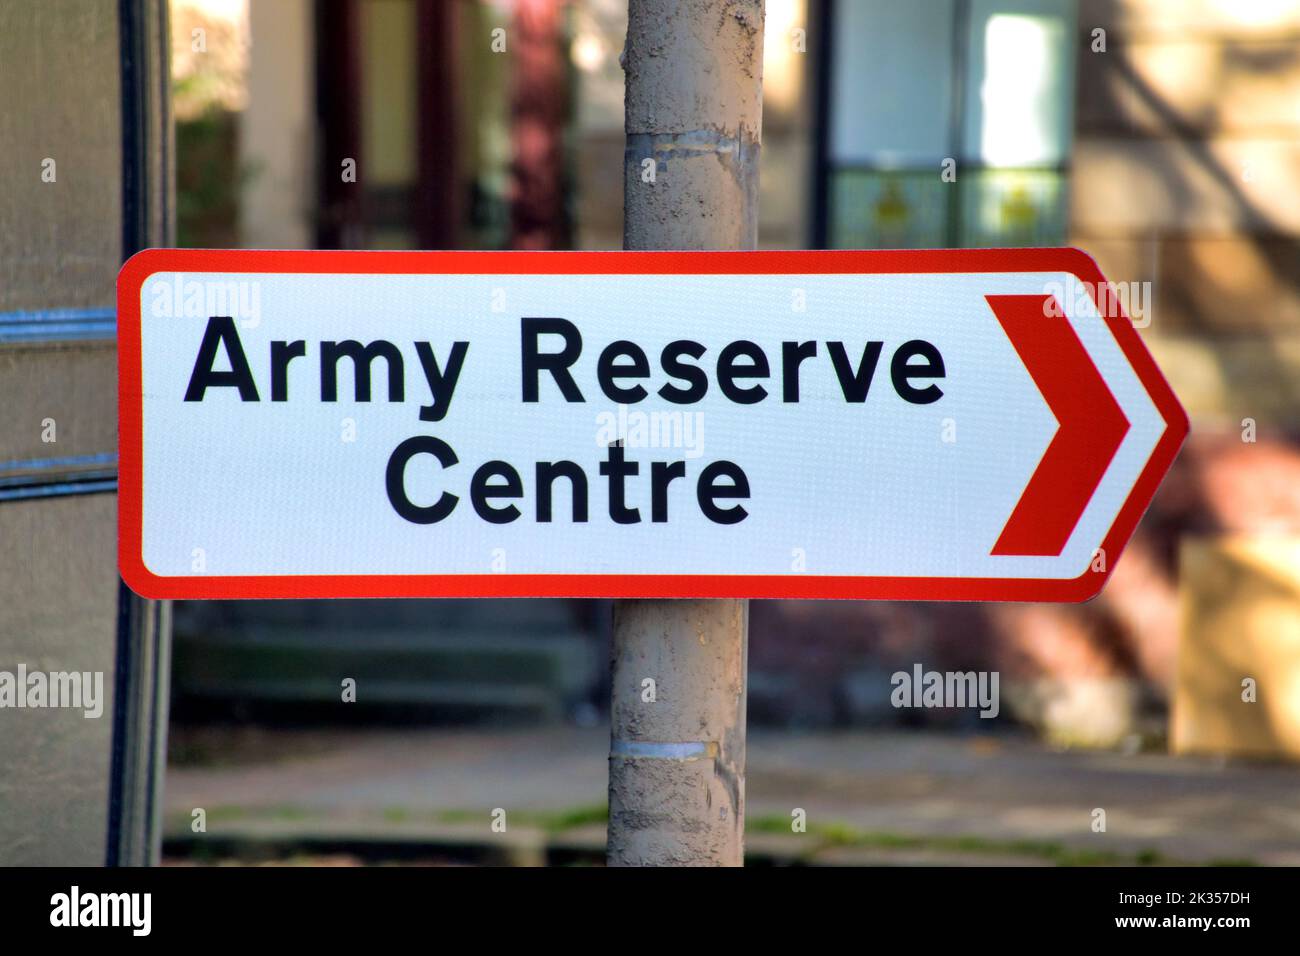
[117, 247, 1189, 603]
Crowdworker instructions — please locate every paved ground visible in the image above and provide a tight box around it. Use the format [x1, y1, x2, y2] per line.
[164, 725, 1300, 865]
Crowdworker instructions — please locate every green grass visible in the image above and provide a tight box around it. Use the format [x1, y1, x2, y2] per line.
[434, 804, 608, 834]
[747, 814, 1183, 866]
[170, 803, 1258, 867]
[173, 802, 608, 835]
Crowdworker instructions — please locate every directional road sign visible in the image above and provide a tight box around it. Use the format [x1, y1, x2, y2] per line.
[118, 248, 1188, 601]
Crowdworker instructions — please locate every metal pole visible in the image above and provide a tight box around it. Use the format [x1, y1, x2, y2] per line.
[110, 0, 175, 868]
[608, 0, 764, 867]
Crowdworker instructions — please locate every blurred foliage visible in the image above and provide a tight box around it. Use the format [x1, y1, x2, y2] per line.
[176, 103, 252, 248]
[170, 2, 251, 248]
[170, 1, 248, 121]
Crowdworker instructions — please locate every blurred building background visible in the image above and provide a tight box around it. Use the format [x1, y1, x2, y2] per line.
[164, 0, 1300, 758]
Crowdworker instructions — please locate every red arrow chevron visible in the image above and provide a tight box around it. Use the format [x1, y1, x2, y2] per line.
[987, 294, 1130, 557]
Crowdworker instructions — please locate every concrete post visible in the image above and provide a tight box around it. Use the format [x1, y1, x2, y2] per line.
[607, 0, 764, 867]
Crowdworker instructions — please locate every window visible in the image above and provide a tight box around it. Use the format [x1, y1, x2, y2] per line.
[819, 0, 1076, 249]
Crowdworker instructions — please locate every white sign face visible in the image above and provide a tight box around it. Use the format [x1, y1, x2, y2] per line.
[118, 248, 1187, 602]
